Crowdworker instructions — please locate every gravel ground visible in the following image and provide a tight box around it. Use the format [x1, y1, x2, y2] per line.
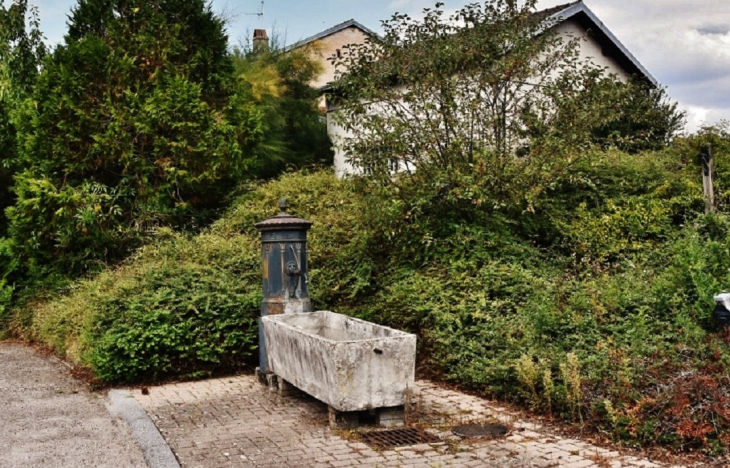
[0, 341, 147, 468]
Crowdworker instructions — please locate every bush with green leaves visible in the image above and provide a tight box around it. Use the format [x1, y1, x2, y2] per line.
[87, 258, 260, 382]
[11, 229, 264, 382]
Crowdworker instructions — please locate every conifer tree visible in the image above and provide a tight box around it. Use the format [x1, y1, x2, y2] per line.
[0, 0, 45, 235]
[8, 0, 258, 274]
[231, 42, 333, 179]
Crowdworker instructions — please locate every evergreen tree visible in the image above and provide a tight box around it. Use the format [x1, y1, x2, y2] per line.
[231, 42, 333, 179]
[0, 0, 46, 235]
[8, 0, 260, 274]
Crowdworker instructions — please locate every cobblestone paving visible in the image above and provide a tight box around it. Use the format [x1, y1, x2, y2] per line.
[135, 376, 689, 468]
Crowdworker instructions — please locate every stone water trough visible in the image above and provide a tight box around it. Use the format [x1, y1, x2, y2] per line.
[262, 311, 416, 413]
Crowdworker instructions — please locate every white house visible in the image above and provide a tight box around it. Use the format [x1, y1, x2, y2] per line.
[288, 1, 658, 177]
[285, 19, 379, 113]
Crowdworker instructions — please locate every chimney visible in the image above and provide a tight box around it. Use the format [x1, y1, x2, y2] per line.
[253, 29, 269, 53]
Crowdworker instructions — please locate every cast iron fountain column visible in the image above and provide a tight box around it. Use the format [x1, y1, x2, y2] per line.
[255, 198, 313, 373]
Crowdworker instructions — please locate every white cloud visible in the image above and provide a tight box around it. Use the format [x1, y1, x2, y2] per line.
[682, 104, 730, 133]
[683, 105, 712, 133]
[388, 0, 415, 9]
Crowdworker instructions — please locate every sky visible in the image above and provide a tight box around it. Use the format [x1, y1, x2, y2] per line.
[25, 0, 730, 133]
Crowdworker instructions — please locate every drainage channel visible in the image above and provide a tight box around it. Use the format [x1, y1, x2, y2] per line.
[358, 421, 510, 450]
[360, 427, 442, 449]
[452, 422, 509, 438]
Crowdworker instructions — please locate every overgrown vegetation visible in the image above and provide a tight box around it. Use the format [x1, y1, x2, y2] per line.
[12, 138, 730, 452]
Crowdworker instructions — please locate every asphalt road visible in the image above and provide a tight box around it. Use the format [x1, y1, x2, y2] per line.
[0, 342, 147, 468]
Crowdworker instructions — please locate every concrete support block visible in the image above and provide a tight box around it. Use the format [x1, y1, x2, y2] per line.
[255, 367, 281, 392]
[278, 379, 300, 397]
[255, 367, 267, 385]
[266, 373, 279, 392]
[377, 406, 405, 428]
[328, 407, 360, 429]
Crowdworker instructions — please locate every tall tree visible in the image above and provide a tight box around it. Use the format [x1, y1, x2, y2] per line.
[232, 42, 333, 178]
[7, 0, 260, 274]
[0, 0, 46, 235]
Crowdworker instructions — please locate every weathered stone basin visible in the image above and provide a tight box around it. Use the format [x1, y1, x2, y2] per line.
[262, 311, 416, 412]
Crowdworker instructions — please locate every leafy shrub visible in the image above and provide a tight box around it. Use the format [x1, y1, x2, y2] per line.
[87, 260, 260, 382]
[10, 230, 262, 382]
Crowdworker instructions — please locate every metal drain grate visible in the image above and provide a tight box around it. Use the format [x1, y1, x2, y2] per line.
[361, 427, 441, 449]
[452, 422, 508, 438]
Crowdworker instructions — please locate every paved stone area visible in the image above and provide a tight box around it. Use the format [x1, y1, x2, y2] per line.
[136, 375, 691, 468]
[0, 342, 146, 468]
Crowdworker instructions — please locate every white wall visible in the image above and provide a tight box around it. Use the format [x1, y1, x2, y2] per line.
[327, 104, 357, 179]
[555, 19, 630, 82]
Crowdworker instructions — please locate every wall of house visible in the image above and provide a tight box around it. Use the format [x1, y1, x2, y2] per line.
[308, 27, 371, 90]
[555, 19, 630, 82]
[298, 26, 371, 114]
[327, 101, 360, 179]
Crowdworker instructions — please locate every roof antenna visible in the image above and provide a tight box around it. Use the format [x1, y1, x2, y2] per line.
[244, 0, 265, 28]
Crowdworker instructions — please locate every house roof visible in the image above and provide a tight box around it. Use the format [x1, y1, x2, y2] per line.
[285, 19, 379, 52]
[533, 1, 582, 22]
[320, 1, 658, 92]
[542, 1, 658, 86]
